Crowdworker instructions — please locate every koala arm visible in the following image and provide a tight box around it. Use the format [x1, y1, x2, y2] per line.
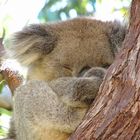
[13, 80, 88, 140]
[49, 67, 106, 108]
[12, 67, 106, 140]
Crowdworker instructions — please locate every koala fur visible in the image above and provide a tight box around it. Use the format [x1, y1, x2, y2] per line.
[7, 17, 126, 140]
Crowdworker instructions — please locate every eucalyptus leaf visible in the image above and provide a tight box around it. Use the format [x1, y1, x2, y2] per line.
[0, 108, 11, 116]
[0, 80, 5, 94]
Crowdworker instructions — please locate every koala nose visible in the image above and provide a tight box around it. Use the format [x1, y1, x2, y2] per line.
[83, 98, 94, 105]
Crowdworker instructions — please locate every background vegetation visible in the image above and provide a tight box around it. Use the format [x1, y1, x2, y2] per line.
[0, 0, 131, 138]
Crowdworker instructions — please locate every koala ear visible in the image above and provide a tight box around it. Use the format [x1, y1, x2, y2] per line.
[7, 24, 57, 66]
[106, 21, 127, 55]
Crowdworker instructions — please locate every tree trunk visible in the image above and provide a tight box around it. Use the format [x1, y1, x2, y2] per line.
[69, 0, 140, 140]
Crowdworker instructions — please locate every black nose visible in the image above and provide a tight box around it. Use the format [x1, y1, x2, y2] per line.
[83, 98, 94, 105]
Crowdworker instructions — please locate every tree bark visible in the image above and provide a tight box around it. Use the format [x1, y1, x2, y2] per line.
[69, 0, 140, 140]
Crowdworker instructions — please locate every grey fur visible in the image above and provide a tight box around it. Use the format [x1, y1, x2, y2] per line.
[13, 67, 106, 140]
[8, 24, 57, 65]
[107, 21, 126, 55]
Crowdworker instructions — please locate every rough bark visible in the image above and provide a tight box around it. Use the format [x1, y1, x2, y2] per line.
[69, 0, 140, 140]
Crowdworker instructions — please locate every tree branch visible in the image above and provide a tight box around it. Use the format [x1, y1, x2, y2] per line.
[69, 0, 140, 139]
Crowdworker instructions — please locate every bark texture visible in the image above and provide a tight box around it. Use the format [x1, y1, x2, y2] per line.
[69, 0, 140, 140]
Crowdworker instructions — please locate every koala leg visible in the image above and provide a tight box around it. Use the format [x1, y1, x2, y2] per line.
[13, 81, 87, 140]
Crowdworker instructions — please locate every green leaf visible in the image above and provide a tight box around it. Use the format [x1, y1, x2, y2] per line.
[97, 0, 102, 4]
[0, 127, 7, 137]
[0, 80, 5, 93]
[0, 108, 11, 116]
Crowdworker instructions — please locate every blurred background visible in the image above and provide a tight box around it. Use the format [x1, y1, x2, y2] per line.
[0, 0, 131, 138]
[0, 0, 131, 39]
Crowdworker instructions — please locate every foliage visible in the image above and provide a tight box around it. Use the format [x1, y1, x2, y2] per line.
[38, 0, 96, 22]
[0, 68, 23, 138]
[0, 108, 11, 116]
[38, 0, 131, 22]
[0, 80, 5, 93]
[0, 108, 11, 138]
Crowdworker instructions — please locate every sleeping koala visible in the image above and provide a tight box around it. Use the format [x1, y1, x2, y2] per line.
[7, 18, 126, 140]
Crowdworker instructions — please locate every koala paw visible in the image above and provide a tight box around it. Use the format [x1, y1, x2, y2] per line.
[83, 67, 107, 79]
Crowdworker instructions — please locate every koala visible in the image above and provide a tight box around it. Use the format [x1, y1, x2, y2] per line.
[6, 17, 126, 140]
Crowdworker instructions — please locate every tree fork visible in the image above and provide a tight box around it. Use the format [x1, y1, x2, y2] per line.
[69, 0, 140, 139]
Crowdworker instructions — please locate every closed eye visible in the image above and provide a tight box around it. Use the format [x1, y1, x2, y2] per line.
[102, 64, 110, 68]
[63, 64, 72, 71]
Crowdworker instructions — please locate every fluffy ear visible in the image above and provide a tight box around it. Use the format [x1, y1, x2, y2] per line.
[106, 21, 127, 55]
[7, 24, 57, 66]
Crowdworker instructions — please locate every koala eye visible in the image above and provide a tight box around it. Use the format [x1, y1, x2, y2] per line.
[63, 64, 72, 71]
[78, 66, 91, 77]
[102, 64, 110, 68]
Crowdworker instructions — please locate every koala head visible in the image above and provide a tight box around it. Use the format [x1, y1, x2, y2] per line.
[8, 18, 126, 81]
